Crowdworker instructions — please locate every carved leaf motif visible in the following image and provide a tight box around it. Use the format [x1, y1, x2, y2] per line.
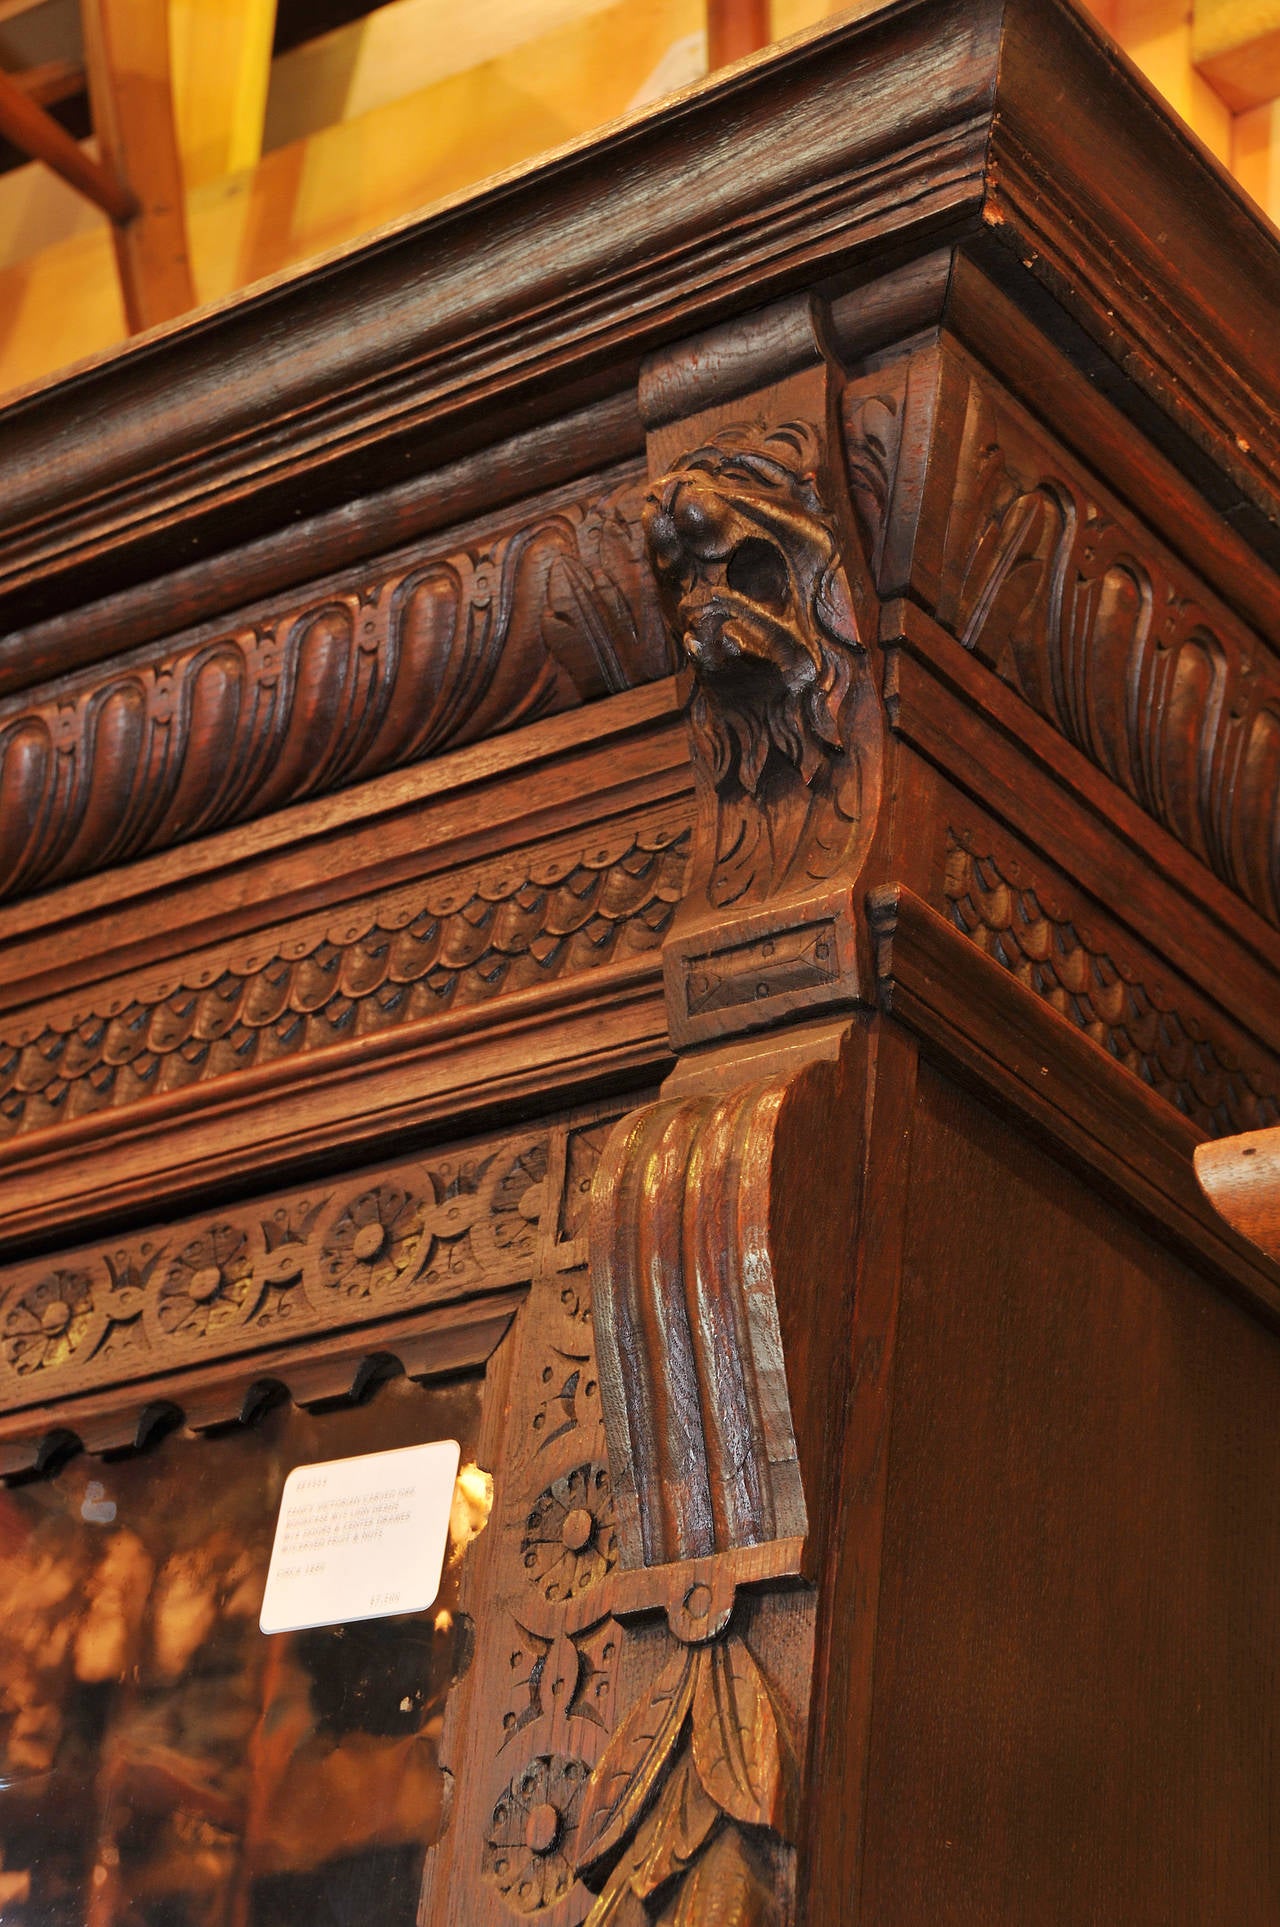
[0, 476, 669, 907]
[575, 1639, 697, 1875]
[622, 1753, 720, 1902]
[690, 1635, 790, 1835]
[666, 1825, 777, 1927]
[585, 1879, 651, 1927]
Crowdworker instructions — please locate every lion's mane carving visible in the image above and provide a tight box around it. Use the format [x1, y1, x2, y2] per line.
[643, 422, 878, 908]
[643, 422, 861, 796]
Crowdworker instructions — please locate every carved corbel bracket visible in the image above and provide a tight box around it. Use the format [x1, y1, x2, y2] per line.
[640, 301, 886, 1048]
[572, 1039, 859, 1924]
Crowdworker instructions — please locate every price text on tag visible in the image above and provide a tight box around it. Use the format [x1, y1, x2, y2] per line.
[260, 1438, 461, 1634]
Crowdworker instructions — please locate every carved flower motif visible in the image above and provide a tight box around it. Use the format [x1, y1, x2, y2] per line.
[154, 1223, 257, 1339]
[2, 1268, 101, 1375]
[482, 1753, 588, 1915]
[521, 1464, 616, 1604]
[314, 1183, 426, 1300]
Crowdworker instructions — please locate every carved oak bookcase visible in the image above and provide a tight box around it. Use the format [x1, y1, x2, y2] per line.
[1, 1, 1279, 1920]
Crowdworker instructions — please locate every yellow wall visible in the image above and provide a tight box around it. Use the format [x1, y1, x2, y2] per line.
[0, 0, 1275, 399]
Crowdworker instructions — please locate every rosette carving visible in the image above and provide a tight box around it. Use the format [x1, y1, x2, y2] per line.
[313, 1184, 429, 1302]
[0, 1124, 564, 1402]
[521, 1464, 617, 1605]
[151, 1223, 257, 1340]
[483, 1754, 591, 1914]
[2, 1268, 103, 1376]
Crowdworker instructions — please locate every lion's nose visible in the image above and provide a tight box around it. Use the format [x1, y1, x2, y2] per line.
[674, 491, 717, 546]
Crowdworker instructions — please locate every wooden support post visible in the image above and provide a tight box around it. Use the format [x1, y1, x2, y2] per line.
[707, 0, 770, 68]
[0, 64, 137, 221]
[81, 0, 196, 332]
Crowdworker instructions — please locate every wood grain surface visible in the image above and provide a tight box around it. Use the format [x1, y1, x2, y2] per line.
[0, 4, 1275, 1922]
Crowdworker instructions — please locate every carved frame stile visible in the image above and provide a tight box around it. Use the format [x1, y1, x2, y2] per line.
[0, 282, 884, 1927]
[534, 304, 884, 1925]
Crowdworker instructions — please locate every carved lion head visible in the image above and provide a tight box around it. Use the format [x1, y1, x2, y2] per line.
[643, 422, 861, 797]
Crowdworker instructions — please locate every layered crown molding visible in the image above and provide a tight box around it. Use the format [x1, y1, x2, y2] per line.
[0, 0, 1277, 692]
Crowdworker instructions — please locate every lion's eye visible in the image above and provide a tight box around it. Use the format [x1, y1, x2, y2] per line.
[725, 538, 788, 608]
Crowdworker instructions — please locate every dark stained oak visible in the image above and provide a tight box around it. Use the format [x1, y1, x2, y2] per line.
[863, 1063, 1280, 1925]
[0, 3, 1277, 1922]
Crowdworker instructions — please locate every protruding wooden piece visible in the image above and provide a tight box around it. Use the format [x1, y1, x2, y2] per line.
[590, 1078, 808, 1570]
[1194, 1125, 1280, 1264]
[0, 62, 137, 219]
[81, 0, 195, 330]
[646, 400, 883, 1046]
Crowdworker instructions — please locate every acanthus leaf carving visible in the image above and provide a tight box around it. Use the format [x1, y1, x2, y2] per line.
[843, 359, 1280, 931]
[574, 1623, 797, 1925]
[689, 1636, 793, 1835]
[563, 1071, 818, 1923]
[576, 1639, 699, 1877]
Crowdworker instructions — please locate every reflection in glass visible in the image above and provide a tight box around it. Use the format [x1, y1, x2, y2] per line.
[0, 1374, 481, 1925]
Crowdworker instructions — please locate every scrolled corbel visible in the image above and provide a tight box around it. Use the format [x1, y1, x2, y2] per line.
[570, 1057, 849, 1925]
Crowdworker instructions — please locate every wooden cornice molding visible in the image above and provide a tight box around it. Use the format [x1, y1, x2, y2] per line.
[0, 461, 670, 904]
[0, 0, 1276, 672]
[0, 686, 693, 1247]
[845, 333, 1280, 957]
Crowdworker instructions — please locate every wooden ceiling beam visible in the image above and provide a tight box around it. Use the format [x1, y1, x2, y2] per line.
[0, 60, 135, 219]
[170, 0, 276, 192]
[80, 0, 195, 331]
[1194, 0, 1280, 109]
[11, 56, 85, 107]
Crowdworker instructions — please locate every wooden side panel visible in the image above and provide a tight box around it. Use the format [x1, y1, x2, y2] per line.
[859, 1061, 1280, 1923]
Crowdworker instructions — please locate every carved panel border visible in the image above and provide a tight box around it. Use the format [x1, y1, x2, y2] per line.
[0, 810, 690, 1143]
[945, 825, 1280, 1140]
[0, 1112, 615, 1411]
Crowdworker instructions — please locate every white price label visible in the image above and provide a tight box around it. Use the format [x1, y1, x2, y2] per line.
[259, 1438, 461, 1635]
